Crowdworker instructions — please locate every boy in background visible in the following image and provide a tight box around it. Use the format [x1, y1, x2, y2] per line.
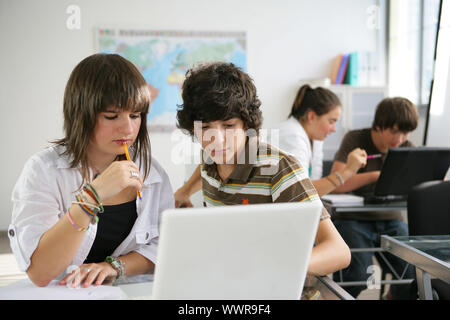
[331, 97, 419, 299]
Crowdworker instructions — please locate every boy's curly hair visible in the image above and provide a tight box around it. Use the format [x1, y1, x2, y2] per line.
[176, 62, 263, 136]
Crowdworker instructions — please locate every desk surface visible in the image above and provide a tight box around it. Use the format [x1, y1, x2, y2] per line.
[381, 235, 450, 284]
[117, 275, 354, 300]
[324, 200, 407, 221]
[0, 273, 354, 300]
[331, 201, 407, 212]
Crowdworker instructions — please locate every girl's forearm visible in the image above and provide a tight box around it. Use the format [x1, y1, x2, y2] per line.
[27, 204, 93, 287]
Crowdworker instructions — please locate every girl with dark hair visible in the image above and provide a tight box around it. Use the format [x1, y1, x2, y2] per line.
[9, 54, 174, 287]
[273, 84, 367, 196]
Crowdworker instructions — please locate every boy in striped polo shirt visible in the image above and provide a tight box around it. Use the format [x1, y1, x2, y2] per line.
[201, 135, 324, 208]
[176, 62, 350, 278]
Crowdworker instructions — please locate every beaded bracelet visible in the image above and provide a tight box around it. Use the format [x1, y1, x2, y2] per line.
[105, 256, 126, 282]
[66, 210, 89, 232]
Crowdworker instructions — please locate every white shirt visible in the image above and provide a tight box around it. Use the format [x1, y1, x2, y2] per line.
[271, 117, 323, 180]
[8, 145, 174, 279]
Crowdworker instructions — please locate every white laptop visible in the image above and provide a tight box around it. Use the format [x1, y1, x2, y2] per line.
[151, 201, 322, 300]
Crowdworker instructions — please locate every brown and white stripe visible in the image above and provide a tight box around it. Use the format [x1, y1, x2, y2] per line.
[200, 139, 330, 220]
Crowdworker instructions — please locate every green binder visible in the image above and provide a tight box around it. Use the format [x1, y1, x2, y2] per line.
[343, 52, 359, 85]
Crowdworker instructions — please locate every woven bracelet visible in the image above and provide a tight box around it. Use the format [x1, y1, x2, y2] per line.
[84, 184, 104, 213]
[76, 193, 98, 215]
[66, 210, 89, 232]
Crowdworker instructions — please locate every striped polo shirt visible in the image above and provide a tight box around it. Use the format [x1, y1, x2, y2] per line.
[200, 137, 330, 220]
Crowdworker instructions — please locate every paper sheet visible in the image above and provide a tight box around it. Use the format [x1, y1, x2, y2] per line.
[322, 194, 364, 205]
[0, 278, 126, 300]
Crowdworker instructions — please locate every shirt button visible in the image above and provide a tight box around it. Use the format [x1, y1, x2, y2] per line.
[9, 229, 15, 237]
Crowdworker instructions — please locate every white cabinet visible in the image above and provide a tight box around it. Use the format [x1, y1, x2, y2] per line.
[323, 85, 387, 160]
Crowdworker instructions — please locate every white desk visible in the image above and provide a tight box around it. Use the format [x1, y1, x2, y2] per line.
[116, 275, 354, 300]
[0, 274, 353, 300]
[118, 281, 153, 299]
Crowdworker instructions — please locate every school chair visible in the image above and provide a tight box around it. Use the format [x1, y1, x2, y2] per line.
[407, 180, 450, 300]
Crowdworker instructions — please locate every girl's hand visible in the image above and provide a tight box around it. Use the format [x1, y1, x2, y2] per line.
[90, 160, 143, 202]
[345, 148, 367, 174]
[59, 262, 118, 288]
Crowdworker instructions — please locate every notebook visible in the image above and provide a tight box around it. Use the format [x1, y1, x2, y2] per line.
[322, 194, 364, 206]
[151, 201, 322, 300]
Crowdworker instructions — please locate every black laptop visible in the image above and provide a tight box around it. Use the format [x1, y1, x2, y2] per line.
[362, 147, 450, 204]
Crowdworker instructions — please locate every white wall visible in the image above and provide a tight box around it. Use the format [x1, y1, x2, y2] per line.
[0, 0, 378, 230]
[426, 0, 450, 147]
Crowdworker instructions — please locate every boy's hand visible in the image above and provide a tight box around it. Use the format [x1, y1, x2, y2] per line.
[174, 186, 194, 208]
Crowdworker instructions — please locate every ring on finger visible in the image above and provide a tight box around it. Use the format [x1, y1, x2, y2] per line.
[130, 170, 139, 179]
[84, 267, 91, 273]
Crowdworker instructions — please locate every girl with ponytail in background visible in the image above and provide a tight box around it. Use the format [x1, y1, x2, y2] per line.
[273, 84, 367, 196]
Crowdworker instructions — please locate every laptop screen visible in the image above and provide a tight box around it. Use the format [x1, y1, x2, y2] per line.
[373, 147, 450, 197]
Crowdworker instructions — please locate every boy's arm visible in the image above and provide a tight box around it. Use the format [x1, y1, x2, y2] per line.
[330, 161, 380, 193]
[308, 218, 351, 276]
[174, 165, 202, 208]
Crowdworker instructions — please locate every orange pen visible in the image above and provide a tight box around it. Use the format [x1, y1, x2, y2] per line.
[122, 143, 142, 200]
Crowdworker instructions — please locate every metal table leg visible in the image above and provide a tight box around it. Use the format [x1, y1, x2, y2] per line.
[416, 268, 433, 300]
